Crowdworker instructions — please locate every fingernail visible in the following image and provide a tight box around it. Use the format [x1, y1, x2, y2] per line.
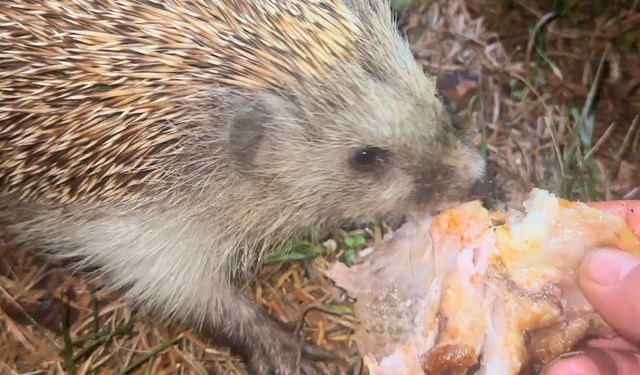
[583, 248, 640, 285]
[558, 351, 585, 360]
[539, 351, 584, 375]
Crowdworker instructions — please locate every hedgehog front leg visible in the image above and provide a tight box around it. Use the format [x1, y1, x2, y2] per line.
[7, 208, 334, 375]
[199, 285, 335, 375]
[96, 215, 333, 374]
[107, 231, 334, 374]
[7, 218, 335, 373]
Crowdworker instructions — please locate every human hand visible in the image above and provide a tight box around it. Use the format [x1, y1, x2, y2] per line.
[543, 200, 640, 375]
[542, 247, 640, 375]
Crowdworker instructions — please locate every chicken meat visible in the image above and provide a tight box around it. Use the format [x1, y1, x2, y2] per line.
[327, 189, 640, 374]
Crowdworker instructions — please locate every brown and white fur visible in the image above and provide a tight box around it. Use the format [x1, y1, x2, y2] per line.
[0, 0, 485, 373]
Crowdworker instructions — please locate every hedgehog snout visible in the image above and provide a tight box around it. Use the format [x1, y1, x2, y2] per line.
[409, 145, 485, 209]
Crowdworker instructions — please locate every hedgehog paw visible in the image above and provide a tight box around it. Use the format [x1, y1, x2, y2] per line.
[242, 321, 335, 375]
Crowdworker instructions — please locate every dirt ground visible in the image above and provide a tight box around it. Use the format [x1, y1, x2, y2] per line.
[1, 0, 639, 374]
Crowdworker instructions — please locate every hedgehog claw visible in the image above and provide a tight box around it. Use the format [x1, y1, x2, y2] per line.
[243, 329, 329, 375]
[279, 321, 338, 361]
[240, 315, 335, 375]
[301, 342, 339, 362]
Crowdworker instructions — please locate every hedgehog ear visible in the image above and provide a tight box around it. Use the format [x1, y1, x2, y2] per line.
[227, 94, 294, 175]
[227, 102, 269, 175]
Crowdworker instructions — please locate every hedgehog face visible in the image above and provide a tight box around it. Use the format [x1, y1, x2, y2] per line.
[221, 0, 484, 224]
[328, 89, 486, 219]
[342, 132, 486, 215]
[225, 86, 484, 225]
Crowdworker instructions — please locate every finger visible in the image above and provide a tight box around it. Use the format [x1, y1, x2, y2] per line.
[586, 337, 639, 352]
[542, 353, 602, 375]
[579, 248, 640, 342]
[609, 350, 640, 375]
[543, 348, 640, 375]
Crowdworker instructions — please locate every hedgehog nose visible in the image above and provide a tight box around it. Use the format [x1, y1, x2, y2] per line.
[469, 175, 489, 201]
[411, 159, 486, 208]
[411, 167, 456, 205]
[469, 159, 504, 209]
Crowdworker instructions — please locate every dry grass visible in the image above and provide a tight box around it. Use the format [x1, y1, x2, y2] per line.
[1, 0, 639, 374]
[0, 231, 369, 375]
[401, 0, 639, 203]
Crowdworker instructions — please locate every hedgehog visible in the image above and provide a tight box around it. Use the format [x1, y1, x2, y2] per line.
[0, 1, 485, 374]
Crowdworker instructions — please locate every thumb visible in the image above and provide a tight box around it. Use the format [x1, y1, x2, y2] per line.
[579, 247, 640, 342]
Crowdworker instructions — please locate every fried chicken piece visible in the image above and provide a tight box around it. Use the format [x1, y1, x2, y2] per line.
[327, 189, 640, 375]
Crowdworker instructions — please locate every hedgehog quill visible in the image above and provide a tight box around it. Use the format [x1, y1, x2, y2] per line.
[0, 1, 485, 374]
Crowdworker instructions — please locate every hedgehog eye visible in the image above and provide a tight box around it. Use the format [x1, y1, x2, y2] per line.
[350, 146, 388, 173]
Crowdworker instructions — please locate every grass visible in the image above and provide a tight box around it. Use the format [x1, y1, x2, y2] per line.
[341, 234, 366, 267]
[2, 0, 639, 374]
[121, 335, 183, 375]
[515, 8, 640, 202]
[557, 49, 609, 201]
[262, 240, 327, 265]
